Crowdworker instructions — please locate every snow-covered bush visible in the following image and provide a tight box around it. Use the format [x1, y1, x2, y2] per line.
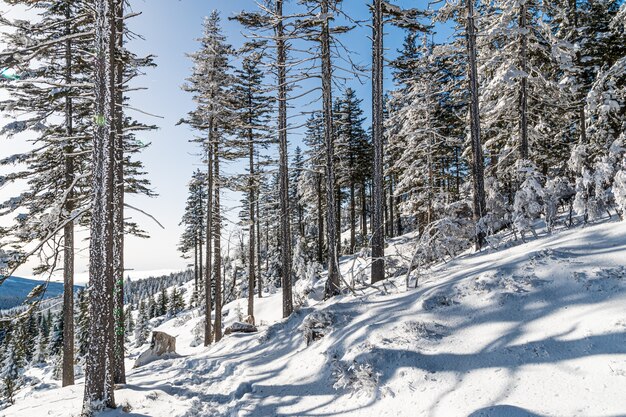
[513, 161, 544, 237]
[414, 200, 474, 265]
[300, 311, 334, 346]
[543, 176, 574, 231]
[477, 176, 511, 238]
[331, 359, 380, 398]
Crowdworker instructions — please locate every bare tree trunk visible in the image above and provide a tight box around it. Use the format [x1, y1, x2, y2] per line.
[519, 1, 529, 160]
[247, 131, 255, 322]
[276, 0, 293, 317]
[198, 194, 203, 302]
[322, 0, 340, 298]
[256, 173, 262, 298]
[62, 0, 75, 388]
[465, 0, 487, 250]
[204, 139, 213, 346]
[388, 179, 395, 238]
[350, 181, 356, 253]
[112, 0, 126, 385]
[194, 235, 198, 300]
[361, 182, 367, 238]
[317, 173, 324, 264]
[213, 144, 223, 342]
[83, 0, 117, 411]
[371, 0, 385, 283]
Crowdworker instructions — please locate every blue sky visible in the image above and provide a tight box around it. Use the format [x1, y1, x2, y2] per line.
[2, 0, 444, 280]
[118, 0, 437, 279]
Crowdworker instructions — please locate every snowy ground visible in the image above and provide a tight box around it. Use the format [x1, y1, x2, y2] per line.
[5, 220, 626, 417]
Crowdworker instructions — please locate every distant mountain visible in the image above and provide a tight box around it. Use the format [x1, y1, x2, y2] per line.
[0, 277, 82, 310]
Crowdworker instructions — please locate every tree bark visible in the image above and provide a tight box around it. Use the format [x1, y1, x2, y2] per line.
[256, 170, 262, 298]
[322, 0, 340, 298]
[204, 139, 213, 346]
[276, 0, 293, 317]
[213, 143, 223, 342]
[112, 0, 126, 385]
[360, 182, 367, 238]
[465, 0, 487, 250]
[317, 173, 324, 264]
[519, 0, 529, 161]
[83, 0, 117, 411]
[62, 0, 75, 388]
[371, 0, 385, 283]
[350, 181, 356, 253]
[247, 128, 255, 321]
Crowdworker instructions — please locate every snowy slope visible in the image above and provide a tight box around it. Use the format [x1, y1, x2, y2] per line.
[5, 220, 626, 417]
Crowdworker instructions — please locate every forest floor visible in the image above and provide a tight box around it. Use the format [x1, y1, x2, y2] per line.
[5, 219, 626, 417]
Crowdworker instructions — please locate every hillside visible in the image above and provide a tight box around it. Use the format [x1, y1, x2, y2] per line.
[0, 277, 82, 311]
[4, 220, 626, 417]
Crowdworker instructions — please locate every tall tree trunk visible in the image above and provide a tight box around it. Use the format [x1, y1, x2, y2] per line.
[204, 139, 213, 346]
[317, 173, 324, 264]
[194, 235, 198, 301]
[388, 179, 394, 238]
[276, 0, 293, 317]
[83, 0, 117, 411]
[350, 181, 356, 254]
[336, 186, 341, 255]
[256, 172, 262, 298]
[465, 0, 487, 250]
[62, 0, 75, 388]
[360, 182, 367, 238]
[247, 130, 255, 322]
[371, 0, 385, 283]
[395, 192, 402, 237]
[322, 0, 340, 298]
[112, 0, 126, 385]
[213, 145, 223, 342]
[198, 191, 203, 302]
[519, 1, 529, 161]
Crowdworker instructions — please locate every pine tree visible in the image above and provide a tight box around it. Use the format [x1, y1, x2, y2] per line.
[1, 340, 21, 405]
[75, 289, 89, 362]
[134, 300, 149, 347]
[156, 287, 169, 317]
[232, 49, 274, 324]
[169, 288, 185, 315]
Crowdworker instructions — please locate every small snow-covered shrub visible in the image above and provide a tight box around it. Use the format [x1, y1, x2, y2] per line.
[414, 200, 474, 266]
[422, 293, 457, 311]
[190, 319, 204, 347]
[478, 176, 511, 238]
[543, 176, 574, 231]
[300, 311, 334, 346]
[513, 161, 544, 236]
[331, 360, 380, 397]
[293, 259, 323, 309]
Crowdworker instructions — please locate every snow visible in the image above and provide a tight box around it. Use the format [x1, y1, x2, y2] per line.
[5, 220, 626, 417]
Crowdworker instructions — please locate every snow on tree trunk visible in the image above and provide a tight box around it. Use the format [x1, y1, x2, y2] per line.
[465, 0, 487, 249]
[322, 0, 340, 298]
[371, 0, 385, 284]
[248, 134, 256, 322]
[83, 0, 117, 412]
[276, 0, 293, 318]
[62, 0, 75, 389]
[213, 140, 223, 343]
[112, 0, 126, 386]
[205, 140, 214, 346]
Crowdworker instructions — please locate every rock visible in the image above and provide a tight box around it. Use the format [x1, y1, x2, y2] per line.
[133, 331, 177, 368]
[224, 321, 258, 335]
[244, 315, 255, 325]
